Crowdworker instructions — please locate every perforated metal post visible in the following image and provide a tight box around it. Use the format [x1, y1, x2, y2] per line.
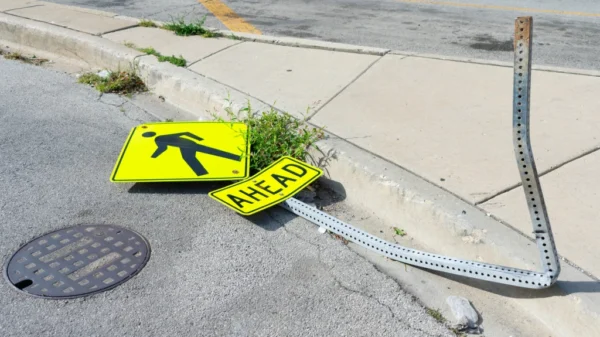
[512, 17, 561, 280]
[280, 17, 560, 289]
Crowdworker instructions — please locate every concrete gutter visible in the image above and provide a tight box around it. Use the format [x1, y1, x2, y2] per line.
[1, 9, 599, 336]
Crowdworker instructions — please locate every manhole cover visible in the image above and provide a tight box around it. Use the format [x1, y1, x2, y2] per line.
[4, 224, 150, 299]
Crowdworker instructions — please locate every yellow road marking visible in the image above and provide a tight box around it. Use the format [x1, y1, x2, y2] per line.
[397, 0, 600, 18]
[198, 0, 261, 34]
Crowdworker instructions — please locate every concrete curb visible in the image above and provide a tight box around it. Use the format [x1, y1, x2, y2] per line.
[0, 13, 142, 70]
[109, 16, 390, 56]
[216, 30, 390, 56]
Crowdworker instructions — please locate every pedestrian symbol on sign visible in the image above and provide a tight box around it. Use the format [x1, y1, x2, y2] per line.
[110, 122, 250, 182]
[141, 131, 242, 176]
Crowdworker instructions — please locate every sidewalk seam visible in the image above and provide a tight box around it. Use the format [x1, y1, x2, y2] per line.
[100, 24, 141, 37]
[186, 40, 245, 68]
[475, 182, 522, 205]
[476, 145, 600, 205]
[0, 4, 42, 13]
[307, 54, 392, 120]
[538, 146, 600, 177]
[189, 67, 284, 111]
[402, 53, 600, 78]
[484, 210, 600, 281]
[3, 11, 105, 36]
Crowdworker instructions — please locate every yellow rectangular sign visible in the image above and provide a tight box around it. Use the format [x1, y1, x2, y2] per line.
[209, 156, 323, 215]
[111, 121, 250, 182]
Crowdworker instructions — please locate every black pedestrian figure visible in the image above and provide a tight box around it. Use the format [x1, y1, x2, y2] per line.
[142, 131, 241, 176]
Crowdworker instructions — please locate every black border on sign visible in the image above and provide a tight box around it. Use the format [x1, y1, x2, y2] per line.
[110, 121, 251, 182]
[209, 156, 323, 215]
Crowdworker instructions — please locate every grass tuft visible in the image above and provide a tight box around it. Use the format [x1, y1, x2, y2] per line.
[156, 54, 186, 67]
[78, 69, 147, 95]
[2, 51, 48, 65]
[129, 44, 187, 67]
[426, 308, 446, 324]
[162, 15, 221, 37]
[393, 227, 406, 237]
[139, 19, 158, 27]
[214, 101, 325, 174]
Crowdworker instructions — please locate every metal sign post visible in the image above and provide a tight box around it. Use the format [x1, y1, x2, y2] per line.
[280, 16, 561, 289]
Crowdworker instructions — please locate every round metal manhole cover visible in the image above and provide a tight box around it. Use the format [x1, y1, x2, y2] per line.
[4, 224, 150, 299]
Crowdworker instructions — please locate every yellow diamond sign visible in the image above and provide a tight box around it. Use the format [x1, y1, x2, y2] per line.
[209, 156, 323, 215]
[110, 121, 250, 182]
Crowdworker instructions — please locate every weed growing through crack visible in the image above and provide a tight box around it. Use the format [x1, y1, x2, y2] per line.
[213, 101, 325, 174]
[426, 308, 446, 324]
[128, 44, 187, 67]
[393, 227, 406, 237]
[331, 233, 349, 245]
[451, 328, 467, 337]
[78, 69, 147, 95]
[2, 51, 48, 65]
[139, 19, 158, 27]
[162, 15, 220, 37]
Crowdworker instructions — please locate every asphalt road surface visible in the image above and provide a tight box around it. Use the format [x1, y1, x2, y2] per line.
[48, 0, 600, 70]
[0, 59, 453, 336]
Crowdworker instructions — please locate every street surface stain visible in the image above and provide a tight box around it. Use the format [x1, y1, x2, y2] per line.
[469, 34, 513, 51]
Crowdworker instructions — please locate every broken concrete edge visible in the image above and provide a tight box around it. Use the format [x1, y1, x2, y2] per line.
[2, 10, 599, 313]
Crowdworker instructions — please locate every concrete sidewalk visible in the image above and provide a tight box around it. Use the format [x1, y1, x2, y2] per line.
[1, 1, 600, 336]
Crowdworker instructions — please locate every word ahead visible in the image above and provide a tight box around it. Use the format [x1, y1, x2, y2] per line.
[210, 156, 322, 215]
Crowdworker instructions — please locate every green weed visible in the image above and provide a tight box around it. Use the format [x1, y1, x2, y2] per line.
[450, 328, 467, 337]
[133, 45, 187, 67]
[78, 69, 147, 95]
[139, 19, 158, 27]
[393, 227, 406, 237]
[214, 101, 326, 174]
[162, 15, 221, 37]
[2, 51, 48, 65]
[426, 308, 446, 324]
[157, 54, 186, 67]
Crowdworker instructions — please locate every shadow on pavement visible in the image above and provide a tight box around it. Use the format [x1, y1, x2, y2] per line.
[127, 181, 230, 194]
[245, 208, 293, 232]
[424, 267, 600, 298]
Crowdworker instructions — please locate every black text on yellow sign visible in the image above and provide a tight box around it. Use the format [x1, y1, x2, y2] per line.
[209, 156, 323, 215]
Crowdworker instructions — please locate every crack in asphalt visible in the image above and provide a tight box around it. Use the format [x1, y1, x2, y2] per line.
[264, 210, 450, 337]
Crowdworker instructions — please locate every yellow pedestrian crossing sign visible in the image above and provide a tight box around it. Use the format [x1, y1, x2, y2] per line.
[110, 121, 250, 182]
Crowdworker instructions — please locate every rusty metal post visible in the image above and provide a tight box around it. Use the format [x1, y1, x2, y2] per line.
[512, 17, 560, 280]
